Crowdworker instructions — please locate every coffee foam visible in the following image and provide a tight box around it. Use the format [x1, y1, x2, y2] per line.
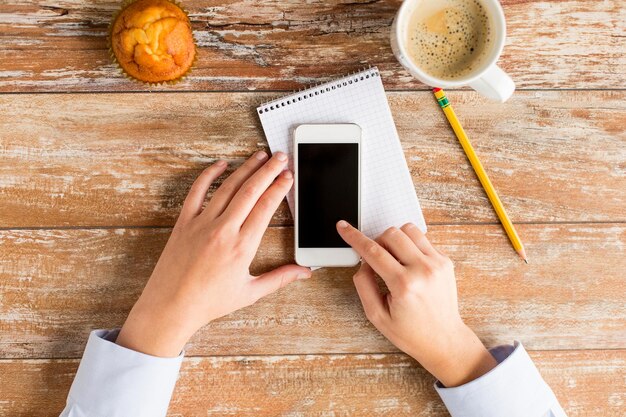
[406, 0, 493, 80]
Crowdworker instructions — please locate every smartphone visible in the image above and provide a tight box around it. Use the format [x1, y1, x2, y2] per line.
[294, 124, 361, 267]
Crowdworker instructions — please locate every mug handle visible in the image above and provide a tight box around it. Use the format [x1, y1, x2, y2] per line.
[468, 64, 515, 102]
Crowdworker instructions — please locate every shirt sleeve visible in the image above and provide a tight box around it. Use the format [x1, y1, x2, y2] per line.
[59, 329, 183, 417]
[435, 341, 567, 417]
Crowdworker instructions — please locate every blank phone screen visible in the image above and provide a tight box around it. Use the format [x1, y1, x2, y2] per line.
[298, 143, 359, 248]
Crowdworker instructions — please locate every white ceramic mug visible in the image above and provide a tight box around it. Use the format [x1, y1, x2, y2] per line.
[391, 0, 515, 102]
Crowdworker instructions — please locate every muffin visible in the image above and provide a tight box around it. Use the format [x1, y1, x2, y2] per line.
[110, 0, 196, 83]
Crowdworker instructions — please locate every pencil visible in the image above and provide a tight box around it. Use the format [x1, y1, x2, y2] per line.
[433, 88, 528, 263]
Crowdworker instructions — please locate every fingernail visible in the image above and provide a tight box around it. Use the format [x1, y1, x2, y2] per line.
[337, 220, 349, 228]
[255, 151, 268, 160]
[281, 170, 293, 179]
[297, 271, 312, 280]
[215, 160, 227, 167]
[276, 152, 288, 161]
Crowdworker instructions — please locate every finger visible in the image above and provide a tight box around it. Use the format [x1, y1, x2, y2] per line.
[377, 227, 423, 266]
[400, 223, 439, 256]
[250, 264, 312, 302]
[179, 160, 228, 223]
[202, 150, 269, 220]
[353, 262, 389, 325]
[336, 221, 405, 280]
[241, 169, 293, 244]
[221, 152, 289, 225]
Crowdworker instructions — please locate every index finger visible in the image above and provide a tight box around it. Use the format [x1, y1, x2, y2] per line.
[336, 221, 405, 280]
[221, 152, 288, 225]
[241, 169, 293, 245]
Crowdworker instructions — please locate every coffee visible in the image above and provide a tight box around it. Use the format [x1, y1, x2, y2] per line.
[406, 0, 493, 80]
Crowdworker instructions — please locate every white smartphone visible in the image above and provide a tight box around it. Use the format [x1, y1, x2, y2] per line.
[294, 123, 361, 267]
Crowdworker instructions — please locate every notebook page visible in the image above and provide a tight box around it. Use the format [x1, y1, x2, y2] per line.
[257, 67, 426, 238]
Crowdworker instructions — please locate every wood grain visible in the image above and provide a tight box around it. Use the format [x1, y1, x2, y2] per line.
[1, 350, 624, 416]
[1, 224, 624, 358]
[1, 90, 624, 227]
[0, 0, 624, 92]
[1, 0, 623, 413]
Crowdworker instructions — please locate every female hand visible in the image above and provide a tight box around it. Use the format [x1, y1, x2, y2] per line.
[336, 221, 497, 387]
[116, 151, 311, 357]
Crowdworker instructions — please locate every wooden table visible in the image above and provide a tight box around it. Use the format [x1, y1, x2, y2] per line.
[1, 0, 624, 415]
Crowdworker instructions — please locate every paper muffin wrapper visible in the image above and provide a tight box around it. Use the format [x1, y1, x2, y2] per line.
[108, 0, 198, 86]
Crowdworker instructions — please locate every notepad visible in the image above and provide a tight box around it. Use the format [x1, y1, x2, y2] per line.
[257, 67, 426, 238]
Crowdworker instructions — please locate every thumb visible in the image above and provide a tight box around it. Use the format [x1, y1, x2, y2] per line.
[250, 264, 312, 301]
[353, 262, 388, 325]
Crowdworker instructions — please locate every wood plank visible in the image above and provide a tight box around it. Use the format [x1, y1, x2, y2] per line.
[0, 350, 624, 416]
[1, 91, 624, 227]
[1, 224, 624, 358]
[0, 0, 624, 92]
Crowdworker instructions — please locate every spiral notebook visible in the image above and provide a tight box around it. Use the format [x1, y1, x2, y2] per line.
[257, 67, 426, 238]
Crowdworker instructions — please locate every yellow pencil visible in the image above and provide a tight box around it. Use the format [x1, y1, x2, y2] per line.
[433, 88, 528, 263]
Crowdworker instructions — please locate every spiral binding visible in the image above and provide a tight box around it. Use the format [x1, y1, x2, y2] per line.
[257, 66, 380, 115]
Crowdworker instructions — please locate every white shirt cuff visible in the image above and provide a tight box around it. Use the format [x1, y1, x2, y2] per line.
[435, 342, 566, 417]
[65, 329, 183, 417]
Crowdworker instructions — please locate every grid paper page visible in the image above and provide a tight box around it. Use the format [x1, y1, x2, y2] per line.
[257, 67, 426, 238]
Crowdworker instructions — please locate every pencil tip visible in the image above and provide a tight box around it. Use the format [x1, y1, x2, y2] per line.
[524, 259, 528, 264]
[517, 247, 528, 263]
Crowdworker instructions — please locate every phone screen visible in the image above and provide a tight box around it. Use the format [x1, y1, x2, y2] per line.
[298, 143, 359, 248]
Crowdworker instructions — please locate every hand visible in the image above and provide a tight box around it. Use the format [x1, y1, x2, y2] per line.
[336, 221, 497, 387]
[116, 151, 311, 357]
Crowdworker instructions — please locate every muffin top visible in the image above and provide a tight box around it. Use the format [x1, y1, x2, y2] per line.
[111, 0, 196, 83]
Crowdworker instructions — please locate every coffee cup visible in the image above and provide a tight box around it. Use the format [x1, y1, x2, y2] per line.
[391, 0, 515, 102]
